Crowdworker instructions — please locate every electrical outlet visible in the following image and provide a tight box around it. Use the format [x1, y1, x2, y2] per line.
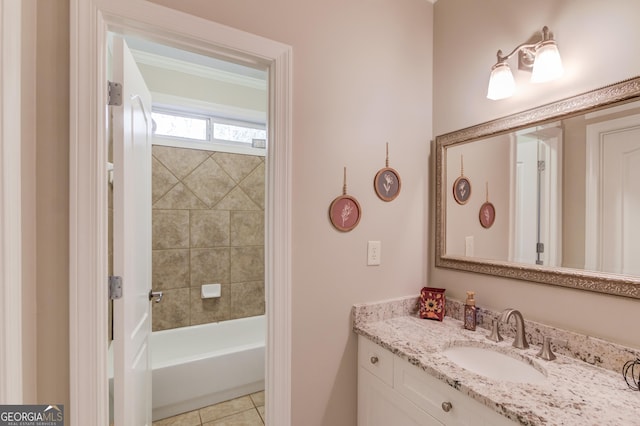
[367, 241, 381, 266]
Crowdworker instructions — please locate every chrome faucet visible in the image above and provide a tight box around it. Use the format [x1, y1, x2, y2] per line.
[500, 308, 529, 349]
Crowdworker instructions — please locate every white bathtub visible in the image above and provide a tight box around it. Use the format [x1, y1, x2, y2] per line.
[151, 315, 265, 421]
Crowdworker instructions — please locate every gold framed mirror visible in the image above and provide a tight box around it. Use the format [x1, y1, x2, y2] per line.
[435, 76, 640, 299]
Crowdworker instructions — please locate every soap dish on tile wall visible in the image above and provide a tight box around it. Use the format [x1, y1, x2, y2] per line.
[201, 283, 221, 299]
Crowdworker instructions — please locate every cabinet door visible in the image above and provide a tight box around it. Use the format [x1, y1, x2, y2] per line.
[394, 356, 516, 426]
[358, 367, 443, 426]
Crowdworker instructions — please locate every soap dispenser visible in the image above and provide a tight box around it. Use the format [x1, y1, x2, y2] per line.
[463, 291, 477, 331]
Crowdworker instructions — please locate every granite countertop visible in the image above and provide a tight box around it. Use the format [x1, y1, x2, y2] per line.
[353, 296, 640, 426]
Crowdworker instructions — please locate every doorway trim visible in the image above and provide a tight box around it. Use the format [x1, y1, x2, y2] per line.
[1, 0, 24, 403]
[69, 1, 292, 424]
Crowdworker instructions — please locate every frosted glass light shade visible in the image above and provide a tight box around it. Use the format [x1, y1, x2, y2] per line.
[487, 62, 515, 100]
[531, 42, 563, 83]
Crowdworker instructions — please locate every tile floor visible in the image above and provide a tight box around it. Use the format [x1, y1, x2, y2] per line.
[152, 391, 265, 426]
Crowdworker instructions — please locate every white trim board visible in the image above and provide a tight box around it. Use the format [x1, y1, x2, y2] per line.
[151, 92, 266, 124]
[1, 0, 24, 403]
[152, 137, 267, 157]
[69, 1, 293, 424]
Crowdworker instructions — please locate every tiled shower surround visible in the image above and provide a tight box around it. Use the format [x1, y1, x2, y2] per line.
[151, 145, 265, 331]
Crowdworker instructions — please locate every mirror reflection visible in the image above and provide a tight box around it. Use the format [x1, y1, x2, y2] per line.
[444, 98, 640, 277]
[436, 76, 640, 303]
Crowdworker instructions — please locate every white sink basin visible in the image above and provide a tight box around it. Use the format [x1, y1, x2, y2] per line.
[442, 344, 547, 383]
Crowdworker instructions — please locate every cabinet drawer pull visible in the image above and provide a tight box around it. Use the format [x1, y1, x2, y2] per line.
[370, 356, 379, 365]
[441, 401, 453, 412]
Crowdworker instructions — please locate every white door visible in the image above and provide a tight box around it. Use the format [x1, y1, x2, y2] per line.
[514, 137, 538, 264]
[601, 121, 640, 275]
[513, 127, 562, 267]
[586, 113, 640, 275]
[112, 35, 153, 426]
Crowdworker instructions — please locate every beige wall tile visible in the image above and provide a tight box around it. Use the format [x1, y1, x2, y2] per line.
[183, 158, 236, 208]
[230, 247, 264, 283]
[153, 145, 210, 180]
[230, 211, 264, 246]
[152, 249, 190, 290]
[190, 286, 231, 325]
[213, 152, 262, 183]
[230, 281, 265, 319]
[152, 288, 190, 331]
[215, 187, 261, 211]
[238, 162, 265, 209]
[190, 248, 230, 287]
[151, 146, 265, 330]
[152, 210, 190, 249]
[191, 210, 230, 248]
[153, 183, 208, 209]
[152, 156, 179, 203]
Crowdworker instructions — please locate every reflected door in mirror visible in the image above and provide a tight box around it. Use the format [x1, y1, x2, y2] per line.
[585, 112, 640, 275]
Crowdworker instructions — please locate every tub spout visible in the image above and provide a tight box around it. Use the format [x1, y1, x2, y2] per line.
[149, 290, 163, 303]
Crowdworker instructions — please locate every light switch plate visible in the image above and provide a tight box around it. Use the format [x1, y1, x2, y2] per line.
[465, 236, 474, 257]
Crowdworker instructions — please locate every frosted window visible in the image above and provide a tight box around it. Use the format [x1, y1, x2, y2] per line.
[213, 123, 267, 144]
[152, 112, 208, 141]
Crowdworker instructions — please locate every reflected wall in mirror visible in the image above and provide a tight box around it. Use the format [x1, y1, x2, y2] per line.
[435, 76, 640, 299]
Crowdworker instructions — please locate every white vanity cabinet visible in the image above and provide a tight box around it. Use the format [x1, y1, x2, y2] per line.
[357, 336, 517, 426]
[358, 335, 441, 426]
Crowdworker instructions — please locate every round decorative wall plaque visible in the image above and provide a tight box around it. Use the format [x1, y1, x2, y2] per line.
[479, 182, 495, 229]
[374, 143, 401, 202]
[453, 155, 471, 205]
[329, 167, 362, 232]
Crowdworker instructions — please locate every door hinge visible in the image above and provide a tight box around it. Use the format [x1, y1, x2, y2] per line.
[107, 81, 122, 106]
[109, 276, 123, 300]
[537, 160, 546, 172]
[536, 242, 545, 254]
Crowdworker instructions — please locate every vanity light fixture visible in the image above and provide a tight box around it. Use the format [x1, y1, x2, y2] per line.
[487, 26, 564, 100]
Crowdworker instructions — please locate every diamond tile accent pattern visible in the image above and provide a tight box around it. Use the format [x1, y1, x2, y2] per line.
[152, 146, 265, 331]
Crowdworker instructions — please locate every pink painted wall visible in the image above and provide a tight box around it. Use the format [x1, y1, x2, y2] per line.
[147, 0, 435, 424]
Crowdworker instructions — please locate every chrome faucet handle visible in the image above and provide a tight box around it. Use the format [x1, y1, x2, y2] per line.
[536, 336, 556, 361]
[486, 318, 503, 342]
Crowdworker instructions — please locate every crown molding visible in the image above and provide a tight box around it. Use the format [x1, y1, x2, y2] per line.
[130, 48, 267, 91]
